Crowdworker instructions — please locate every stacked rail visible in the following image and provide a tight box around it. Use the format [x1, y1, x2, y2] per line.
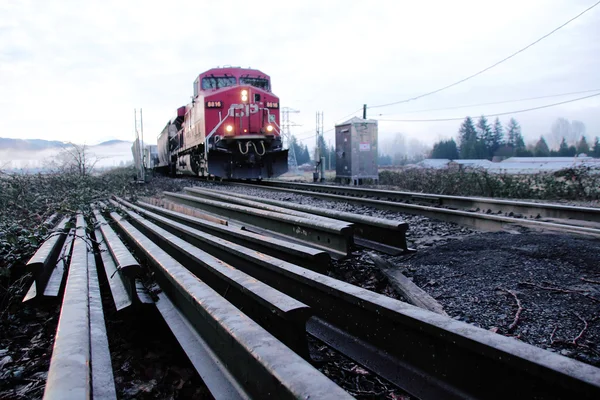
[110, 195, 600, 399]
[21, 196, 600, 399]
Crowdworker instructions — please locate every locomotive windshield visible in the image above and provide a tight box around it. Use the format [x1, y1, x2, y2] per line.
[240, 77, 270, 91]
[202, 76, 237, 90]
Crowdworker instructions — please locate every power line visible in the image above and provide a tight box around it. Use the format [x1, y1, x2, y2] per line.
[375, 92, 600, 122]
[368, 0, 600, 109]
[372, 88, 600, 116]
[334, 108, 363, 123]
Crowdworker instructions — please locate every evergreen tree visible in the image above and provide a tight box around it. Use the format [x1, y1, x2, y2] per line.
[476, 115, 493, 158]
[533, 136, 550, 157]
[491, 118, 504, 155]
[431, 139, 459, 159]
[303, 145, 311, 164]
[592, 137, 600, 158]
[506, 118, 521, 147]
[576, 136, 590, 155]
[458, 117, 477, 159]
[558, 137, 570, 156]
[289, 135, 311, 165]
[378, 154, 392, 165]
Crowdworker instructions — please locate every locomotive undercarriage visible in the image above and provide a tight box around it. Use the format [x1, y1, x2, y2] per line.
[207, 136, 288, 179]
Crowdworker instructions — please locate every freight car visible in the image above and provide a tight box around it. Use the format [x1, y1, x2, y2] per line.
[152, 66, 288, 180]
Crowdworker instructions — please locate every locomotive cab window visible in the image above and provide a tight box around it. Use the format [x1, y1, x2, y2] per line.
[239, 77, 270, 91]
[201, 76, 237, 90]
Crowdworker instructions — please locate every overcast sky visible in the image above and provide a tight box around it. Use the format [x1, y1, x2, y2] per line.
[1, 0, 599, 152]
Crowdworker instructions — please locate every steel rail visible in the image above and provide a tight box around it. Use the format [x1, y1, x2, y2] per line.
[108, 212, 352, 400]
[114, 206, 313, 356]
[228, 182, 600, 238]
[90, 210, 151, 310]
[92, 209, 141, 278]
[185, 186, 411, 253]
[43, 215, 117, 400]
[112, 197, 330, 271]
[122, 205, 600, 399]
[259, 181, 600, 223]
[163, 191, 354, 257]
[23, 216, 71, 302]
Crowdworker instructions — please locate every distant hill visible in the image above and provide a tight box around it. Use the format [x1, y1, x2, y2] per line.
[0, 137, 132, 151]
[95, 139, 131, 147]
[0, 137, 66, 151]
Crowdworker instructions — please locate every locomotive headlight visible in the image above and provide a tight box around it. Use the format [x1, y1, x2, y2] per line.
[266, 125, 273, 132]
[241, 89, 248, 102]
[225, 125, 233, 133]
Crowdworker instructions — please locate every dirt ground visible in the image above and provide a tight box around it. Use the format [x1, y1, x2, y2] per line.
[400, 231, 600, 367]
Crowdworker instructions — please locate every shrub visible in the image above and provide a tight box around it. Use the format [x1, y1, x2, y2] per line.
[378, 166, 600, 200]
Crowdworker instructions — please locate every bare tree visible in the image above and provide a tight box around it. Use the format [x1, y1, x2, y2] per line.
[52, 143, 103, 176]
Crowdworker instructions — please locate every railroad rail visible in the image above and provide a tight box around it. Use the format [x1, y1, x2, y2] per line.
[183, 186, 411, 254]
[22, 197, 600, 399]
[227, 181, 600, 238]
[163, 191, 353, 258]
[43, 214, 117, 399]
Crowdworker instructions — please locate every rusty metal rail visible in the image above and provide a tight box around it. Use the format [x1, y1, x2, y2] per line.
[163, 191, 354, 258]
[112, 196, 330, 271]
[110, 196, 600, 399]
[43, 215, 116, 399]
[114, 206, 313, 355]
[23, 216, 71, 302]
[184, 186, 411, 254]
[91, 209, 152, 310]
[230, 181, 600, 238]
[108, 211, 352, 400]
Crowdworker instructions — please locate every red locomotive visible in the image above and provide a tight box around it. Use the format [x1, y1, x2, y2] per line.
[156, 66, 288, 179]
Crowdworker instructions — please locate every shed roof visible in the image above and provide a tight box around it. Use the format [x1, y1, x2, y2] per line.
[336, 116, 378, 126]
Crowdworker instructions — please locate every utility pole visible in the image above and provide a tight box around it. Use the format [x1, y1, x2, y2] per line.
[281, 107, 301, 175]
[315, 111, 325, 182]
[134, 108, 145, 182]
[328, 139, 332, 170]
[363, 104, 367, 119]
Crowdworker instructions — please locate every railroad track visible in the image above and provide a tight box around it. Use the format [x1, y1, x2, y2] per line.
[20, 190, 600, 399]
[225, 180, 600, 238]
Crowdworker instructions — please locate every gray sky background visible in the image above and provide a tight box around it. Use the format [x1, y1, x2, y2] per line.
[1, 0, 599, 153]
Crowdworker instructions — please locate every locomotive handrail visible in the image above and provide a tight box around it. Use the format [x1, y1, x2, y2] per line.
[205, 106, 235, 141]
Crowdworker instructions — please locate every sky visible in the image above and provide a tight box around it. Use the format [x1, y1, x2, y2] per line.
[1, 0, 599, 153]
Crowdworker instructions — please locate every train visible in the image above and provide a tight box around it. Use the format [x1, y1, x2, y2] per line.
[135, 66, 289, 180]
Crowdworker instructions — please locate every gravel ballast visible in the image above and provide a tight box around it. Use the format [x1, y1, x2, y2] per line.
[188, 181, 600, 368]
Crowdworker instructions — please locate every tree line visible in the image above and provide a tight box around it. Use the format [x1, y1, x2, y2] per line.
[288, 135, 338, 168]
[431, 116, 600, 160]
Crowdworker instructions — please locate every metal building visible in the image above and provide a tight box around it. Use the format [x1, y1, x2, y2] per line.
[335, 117, 379, 184]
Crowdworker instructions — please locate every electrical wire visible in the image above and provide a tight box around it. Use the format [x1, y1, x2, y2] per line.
[374, 92, 600, 122]
[371, 88, 600, 117]
[368, 0, 600, 109]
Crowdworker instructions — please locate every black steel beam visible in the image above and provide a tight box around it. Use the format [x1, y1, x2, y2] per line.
[230, 183, 600, 237]
[149, 216, 600, 399]
[23, 216, 70, 302]
[115, 207, 312, 356]
[109, 212, 352, 400]
[162, 191, 353, 258]
[112, 196, 330, 271]
[43, 215, 116, 399]
[188, 185, 410, 252]
[93, 209, 141, 278]
[92, 209, 151, 309]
